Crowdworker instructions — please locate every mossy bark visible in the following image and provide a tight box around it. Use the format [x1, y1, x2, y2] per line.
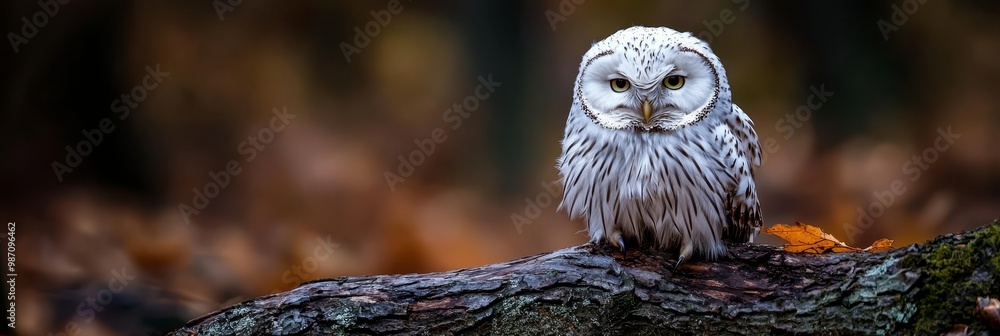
[169, 221, 1000, 336]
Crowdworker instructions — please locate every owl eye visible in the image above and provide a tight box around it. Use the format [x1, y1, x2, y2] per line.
[609, 78, 630, 92]
[663, 75, 685, 90]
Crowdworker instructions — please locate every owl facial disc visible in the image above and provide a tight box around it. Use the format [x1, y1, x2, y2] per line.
[573, 27, 726, 132]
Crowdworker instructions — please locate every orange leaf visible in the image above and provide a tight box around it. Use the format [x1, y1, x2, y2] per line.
[762, 222, 893, 254]
[863, 238, 895, 252]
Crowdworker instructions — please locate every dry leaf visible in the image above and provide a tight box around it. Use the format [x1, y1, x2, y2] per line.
[761, 222, 854, 253]
[940, 324, 968, 336]
[863, 238, 895, 252]
[762, 222, 894, 254]
[976, 297, 1000, 331]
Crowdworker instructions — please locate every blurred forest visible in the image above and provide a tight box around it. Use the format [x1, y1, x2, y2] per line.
[1, 1, 1000, 335]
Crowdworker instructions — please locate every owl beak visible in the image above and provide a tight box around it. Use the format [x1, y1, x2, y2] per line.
[642, 100, 653, 124]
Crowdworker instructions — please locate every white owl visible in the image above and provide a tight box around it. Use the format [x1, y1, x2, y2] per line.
[557, 26, 762, 269]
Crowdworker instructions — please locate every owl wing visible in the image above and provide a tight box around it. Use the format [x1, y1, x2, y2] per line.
[718, 104, 762, 243]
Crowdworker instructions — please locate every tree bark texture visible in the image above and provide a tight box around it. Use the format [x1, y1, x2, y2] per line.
[169, 221, 1000, 335]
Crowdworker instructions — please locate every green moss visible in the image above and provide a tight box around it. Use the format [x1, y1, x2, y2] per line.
[901, 221, 1000, 334]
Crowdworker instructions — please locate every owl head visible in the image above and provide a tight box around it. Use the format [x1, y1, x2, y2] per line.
[573, 26, 732, 132]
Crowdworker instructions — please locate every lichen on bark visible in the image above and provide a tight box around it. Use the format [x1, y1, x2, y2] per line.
[900, 220, 1000, 334]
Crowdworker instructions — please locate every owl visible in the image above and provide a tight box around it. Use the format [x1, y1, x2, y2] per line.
[557, 26, 762, 269]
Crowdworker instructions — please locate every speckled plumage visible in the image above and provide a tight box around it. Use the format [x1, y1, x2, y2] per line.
[557, 26, 762, 262]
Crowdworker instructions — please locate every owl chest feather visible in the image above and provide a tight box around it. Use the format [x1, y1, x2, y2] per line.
[559, 111, 732, 257]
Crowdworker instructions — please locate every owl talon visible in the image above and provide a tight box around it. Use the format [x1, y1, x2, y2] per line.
[610, 231, 625, 252]
[672, 255, 687, 273]
[672, 241, 694, 273]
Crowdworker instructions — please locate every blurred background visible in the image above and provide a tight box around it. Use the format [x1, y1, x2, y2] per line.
[2, 0, 1000, 334]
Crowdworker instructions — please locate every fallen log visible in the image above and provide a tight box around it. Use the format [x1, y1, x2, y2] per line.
[170, 221, 1000, 335]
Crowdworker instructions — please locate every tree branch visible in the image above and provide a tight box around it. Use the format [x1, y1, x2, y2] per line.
[169, 221, 1000, 335]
